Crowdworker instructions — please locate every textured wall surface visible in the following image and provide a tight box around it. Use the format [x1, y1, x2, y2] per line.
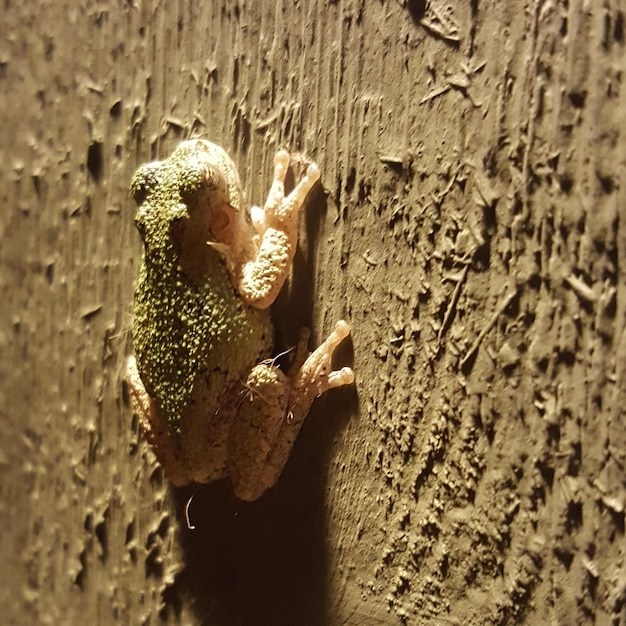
[1, 1, 625, 624]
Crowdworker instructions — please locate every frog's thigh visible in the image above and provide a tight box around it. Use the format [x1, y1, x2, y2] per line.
[126, 356, 191, 486]
[229, 363, 291, 501]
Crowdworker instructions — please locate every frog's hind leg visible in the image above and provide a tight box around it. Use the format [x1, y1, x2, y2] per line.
[228, 364, 290, 501]
[229, 321, 354, 501]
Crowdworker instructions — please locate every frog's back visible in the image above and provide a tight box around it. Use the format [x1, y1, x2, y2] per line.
[131, 138, 274, 431]
[133, 251, 272, 431]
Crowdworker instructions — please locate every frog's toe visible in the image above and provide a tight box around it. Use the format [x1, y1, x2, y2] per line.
[328, 366, 355, 389]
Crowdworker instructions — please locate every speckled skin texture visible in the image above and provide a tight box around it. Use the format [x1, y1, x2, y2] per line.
[127, 140, 354, 501]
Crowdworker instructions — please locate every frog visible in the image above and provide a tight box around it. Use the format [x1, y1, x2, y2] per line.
[126, 139, 354, 501]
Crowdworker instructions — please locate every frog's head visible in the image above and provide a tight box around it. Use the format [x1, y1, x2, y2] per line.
[130, 141, 232, 267]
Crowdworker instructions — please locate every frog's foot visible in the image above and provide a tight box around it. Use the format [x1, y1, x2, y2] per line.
[238, 152, 321, 310]
[263, 150, 321, 231]
[289, 320, 355, 398]
[126, 356, 191, 487]
[228, 321, 354, 501]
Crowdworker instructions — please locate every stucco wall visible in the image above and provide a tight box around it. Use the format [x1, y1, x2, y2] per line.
[1, 1, 624, 624]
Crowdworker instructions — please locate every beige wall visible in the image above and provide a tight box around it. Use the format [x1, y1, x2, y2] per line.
[1, 1, 625, 624]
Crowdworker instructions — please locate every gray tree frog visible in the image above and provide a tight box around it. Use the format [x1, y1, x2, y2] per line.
[126, 139, 354, 501]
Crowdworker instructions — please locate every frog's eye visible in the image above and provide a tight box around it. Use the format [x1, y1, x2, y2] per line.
[179, 164, 226, 201]
[132, 180, 148, 205]
[130, 165, 158, 205]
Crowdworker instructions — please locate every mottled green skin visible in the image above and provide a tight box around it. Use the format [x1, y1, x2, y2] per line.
[130, 143, 271, 435]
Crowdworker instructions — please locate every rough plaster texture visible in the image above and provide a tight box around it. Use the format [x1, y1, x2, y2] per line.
[1, 1, 625, 625]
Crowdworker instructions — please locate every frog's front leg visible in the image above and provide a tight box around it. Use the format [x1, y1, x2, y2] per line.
[238, 150, 320, 309]
[229, 321, 354, 501]
[126, 356, 191, 486]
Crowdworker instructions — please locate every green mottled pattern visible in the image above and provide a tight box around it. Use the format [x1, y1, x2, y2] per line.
[132, 252, 266, 432]
[130, 145, 268, 433]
